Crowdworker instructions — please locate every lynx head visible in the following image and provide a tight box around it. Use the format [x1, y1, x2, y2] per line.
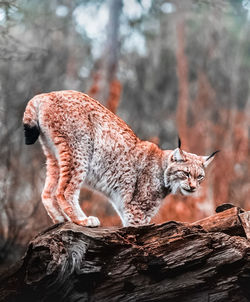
[164, 139, 219, 196]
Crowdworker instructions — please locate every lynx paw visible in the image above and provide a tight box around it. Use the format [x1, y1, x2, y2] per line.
[76, 216, 100, 227]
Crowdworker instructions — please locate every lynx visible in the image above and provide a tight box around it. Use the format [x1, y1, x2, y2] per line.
[23, 90, 218, 227]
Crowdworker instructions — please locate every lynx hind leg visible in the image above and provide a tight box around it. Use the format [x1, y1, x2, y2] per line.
[56, 142, 100, 227]
[41, 147, 66, 223]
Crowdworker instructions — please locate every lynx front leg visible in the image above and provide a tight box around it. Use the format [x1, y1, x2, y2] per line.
[122, 194, 159, 227]
[56, 143, 100, 227]
[122, 201, 153, 226]
[123, 208, 151, 226]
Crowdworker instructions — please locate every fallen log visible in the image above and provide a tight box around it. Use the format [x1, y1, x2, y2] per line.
[0, 205, 250, 302]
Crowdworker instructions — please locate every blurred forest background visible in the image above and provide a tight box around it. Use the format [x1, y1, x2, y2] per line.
[0, 0, 249, 272]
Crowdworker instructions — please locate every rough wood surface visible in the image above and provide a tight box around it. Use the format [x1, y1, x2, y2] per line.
[239, 212, 250, 240]
[0, 207, 250, 302]
[191, 207, 245, 235]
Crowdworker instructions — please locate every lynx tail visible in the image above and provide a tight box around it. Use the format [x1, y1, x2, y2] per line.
[23, 97, 40, 145]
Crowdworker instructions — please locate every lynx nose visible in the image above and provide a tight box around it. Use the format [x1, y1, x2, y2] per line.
[189, 179, 197, 192]
[189, 185, 196, 192]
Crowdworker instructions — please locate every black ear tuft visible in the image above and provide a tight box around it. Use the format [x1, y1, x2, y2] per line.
[206, 150, 220, 161]
[178, 136, 181, 149]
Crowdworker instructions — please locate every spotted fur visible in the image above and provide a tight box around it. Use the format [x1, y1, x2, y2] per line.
[23, 90, 217, 227]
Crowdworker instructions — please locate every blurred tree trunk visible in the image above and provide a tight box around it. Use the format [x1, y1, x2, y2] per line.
[176, 18, 189, 148]
[175, 2, 192, 148]
[88, 0, 122, 113]
[1, 206, 250, 302]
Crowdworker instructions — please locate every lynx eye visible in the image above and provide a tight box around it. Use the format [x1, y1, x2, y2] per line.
[177, 171, 189, 178]
[197, 174, 204, 181]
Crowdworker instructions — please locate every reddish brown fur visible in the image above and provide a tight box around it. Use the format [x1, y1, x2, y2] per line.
[23, 90, 216, 227]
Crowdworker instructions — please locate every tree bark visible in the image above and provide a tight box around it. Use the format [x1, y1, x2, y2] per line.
[0, 206, 250, 302]
[88, 0, 123, 113]
[175, 4, 190, 148]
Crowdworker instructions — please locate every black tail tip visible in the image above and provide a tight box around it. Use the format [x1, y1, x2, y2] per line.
[24, 123, 40, 145]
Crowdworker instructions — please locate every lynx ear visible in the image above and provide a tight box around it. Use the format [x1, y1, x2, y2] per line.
[171, 148, 185, 162]
[203, 150, 220, 168]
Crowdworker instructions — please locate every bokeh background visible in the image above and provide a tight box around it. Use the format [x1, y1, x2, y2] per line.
[0, 0, 249, 271]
